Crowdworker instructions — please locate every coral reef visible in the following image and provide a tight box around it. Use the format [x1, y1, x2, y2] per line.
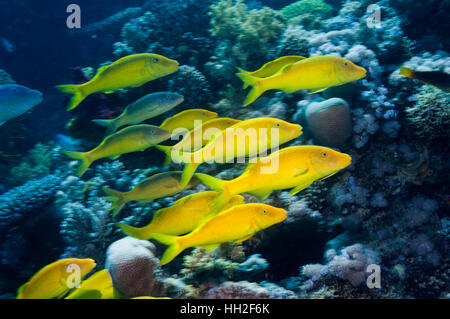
[301, 244, 380, 289]
[202, 280, 296, 299]
[208, 0, 285, 68]
[168, 65, 212, 106]
[404, 86, 449, 144]
[105, 237, 167, 298]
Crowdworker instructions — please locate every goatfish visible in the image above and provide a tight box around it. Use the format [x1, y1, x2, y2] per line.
[237, 55, 306, 89]
[92, 92, 184, 136]
[196, 145, 352, 214]
[173, 117, 303, 188]
[65, 269, 119, 299]
[56, 53, 179, 110]
[0, 84, 43, 126]
[399, 66, 450, 92]
[156, 117, 242, 166]
[17, 258, 96, 299]
[103, 171, 201, 217]
[64, 124, 171, 177]
[159, 108, 218, 133]
[153, 203, 287, 265]
[236, 56, 367, 106]
[117, 191, 245, 240]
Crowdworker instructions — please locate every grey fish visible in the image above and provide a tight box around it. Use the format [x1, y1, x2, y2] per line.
[92, 91, 184, 136]
[0, 84, 43, 126]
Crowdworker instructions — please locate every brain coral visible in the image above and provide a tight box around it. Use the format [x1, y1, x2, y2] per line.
[105, 237, 167, 298]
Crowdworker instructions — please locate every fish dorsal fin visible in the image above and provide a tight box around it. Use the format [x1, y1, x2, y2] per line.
[248, 189, 272, 201]
[201, 244, 220, 251]
[97, 64, 110, 73]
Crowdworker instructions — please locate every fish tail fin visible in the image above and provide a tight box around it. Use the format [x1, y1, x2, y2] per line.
[399, 67, 415, 79]
[63, 151, 91, 177]
[116, 223, 151, 240]
[102, 187, 127, 217]
[236, 67, 251, 89]
[236, 73, 265, 106]
[180, 162, 201, 189]
[155, 145, 174, 167]
[152, 234, 184, 265]
[55, 84, 87, 111]
[92, 119, 116, 136]
[195, 173, 232, 215]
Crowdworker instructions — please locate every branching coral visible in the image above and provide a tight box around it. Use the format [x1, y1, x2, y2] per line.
[208, 0, 285, 67]
[405, 86, 450, 144]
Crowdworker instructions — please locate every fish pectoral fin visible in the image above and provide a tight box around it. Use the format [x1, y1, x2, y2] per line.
[200, 244, 220, 252]
[248, 189, 272, 201]
[289, 180, 314, 196]
[293, 167, 308, 178]
[233, 233, 254, 243]
[102, 90, 115, 94]
[109, 155, 121, 160]
[310, 88, 328, 94]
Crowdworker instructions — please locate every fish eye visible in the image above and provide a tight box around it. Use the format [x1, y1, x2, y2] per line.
[275, 123, 281, 127]
[153, 57, 159, 63]
[148, 129, 155, 134]
[262, 209, 267, 214]
[321, 151, 328, 158]
[343, 62, 348, 66]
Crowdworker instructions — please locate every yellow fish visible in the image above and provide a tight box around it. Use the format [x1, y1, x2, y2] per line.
[173, 117, 303, 188]
[196, 145, 352, 213]
[117, 191, 244, 240]
[159, 108, 218, 133]
[56, 53, 179, 110]
[65, 269, 119, 299]
[92, 92, 184, 136]
[153, 203, 287, 265]
[237, 55, 306, 89]
[17, 258, 96, 299]
[156, 117, 242, 166]
[236, 56, 367, 106]
[64, 124, 171, 177]
[103, 171, 201, 217]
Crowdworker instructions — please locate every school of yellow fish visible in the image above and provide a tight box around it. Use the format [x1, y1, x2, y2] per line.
[18, 53, 364, 298]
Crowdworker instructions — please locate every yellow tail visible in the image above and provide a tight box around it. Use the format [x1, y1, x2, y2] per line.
[236, 67, 251, 89]
[116, 223, 152, 240]
[64, 151, 91, 177]
[151, 234, 183, 265]
[399, 66, 415, 79]
[102, 188, 128, 217]
[155, 145, 174, 167]
[55, 84, 87, 111]
[92, 119, 117, 136]
[235, 73, 265, 106]
[195, 173, 232, 215]
[180, 162, 201, 189]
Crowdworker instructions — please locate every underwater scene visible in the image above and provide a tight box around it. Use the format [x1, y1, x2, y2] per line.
[0, 0, 448, 300]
